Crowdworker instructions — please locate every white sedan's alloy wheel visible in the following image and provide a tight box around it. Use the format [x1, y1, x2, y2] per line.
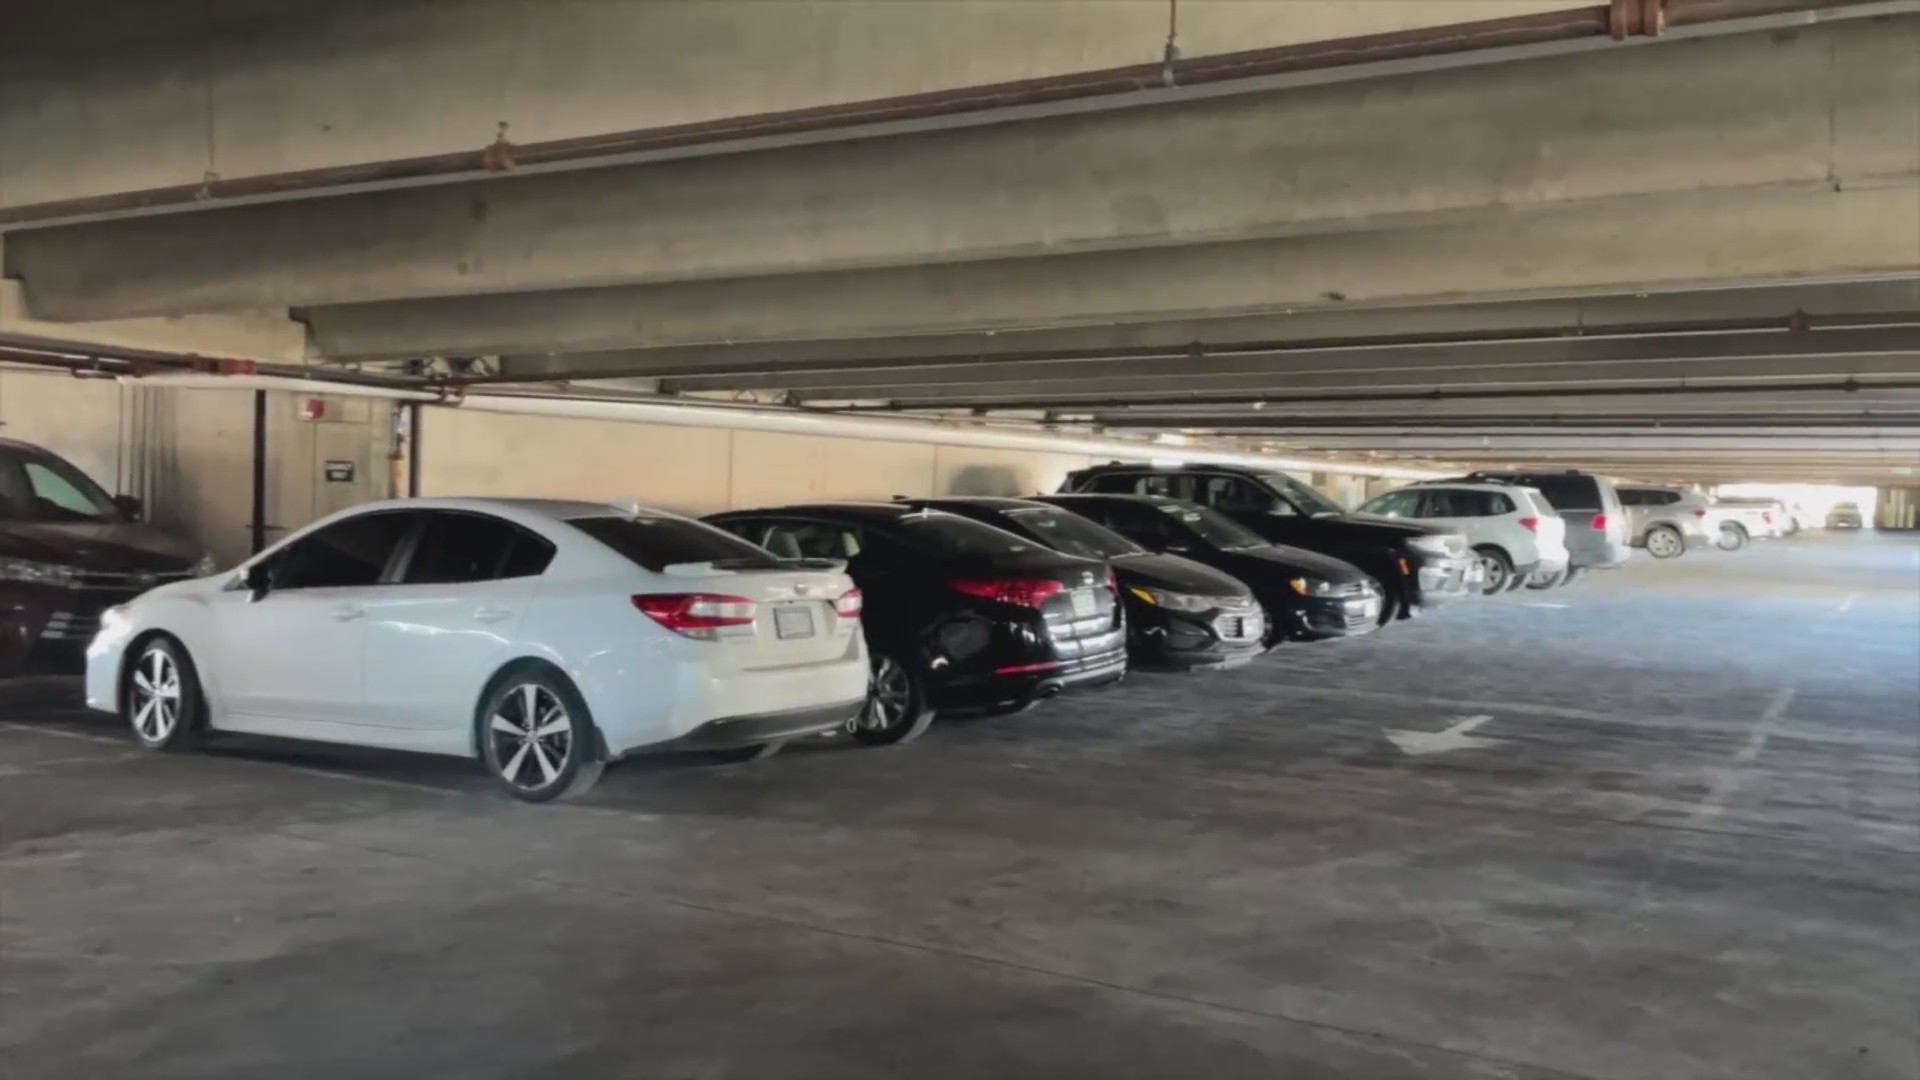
[489, 683, 576, 793]
[129, 645, 183, 745]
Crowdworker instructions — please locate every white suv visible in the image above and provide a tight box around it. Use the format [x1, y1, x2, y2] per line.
[1358, 482, 1569, 594]
[1616, 486, 1716, 558]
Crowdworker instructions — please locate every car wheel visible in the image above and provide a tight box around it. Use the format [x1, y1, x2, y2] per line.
[1525, 568, 1566, 591]
[1645, 525, 1684, 559]
[1716, 522, 1748, 551]
[124, 636, 206, 752]
[1472, 547, 1512, 595]
[478, 668, 604, 803]
[1502, 569, 1529, 592]
[852, 650, 934, 746]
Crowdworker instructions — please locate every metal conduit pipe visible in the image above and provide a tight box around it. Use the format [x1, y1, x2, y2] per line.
[118, 372, 1444, 480]
[2, 0, 1906, 228]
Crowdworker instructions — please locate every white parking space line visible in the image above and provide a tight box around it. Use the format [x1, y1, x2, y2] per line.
[1836, 591, 1860, 613]
[1687, 686, 1796, 827]
[0, 752, 145, 776]
[267, 763, 465, 798]
[0, 722, 125, 747]
[1522, 602, 1569, 609]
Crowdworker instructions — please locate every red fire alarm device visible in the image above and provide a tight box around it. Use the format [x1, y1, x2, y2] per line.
[298, 398, 326, 422]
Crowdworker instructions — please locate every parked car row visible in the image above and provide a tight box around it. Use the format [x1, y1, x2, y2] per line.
[10, 436, 1833, 803]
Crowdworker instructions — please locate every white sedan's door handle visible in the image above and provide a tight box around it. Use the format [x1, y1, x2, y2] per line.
[330, 605, 366, 622]
[474, 607, 514, 624]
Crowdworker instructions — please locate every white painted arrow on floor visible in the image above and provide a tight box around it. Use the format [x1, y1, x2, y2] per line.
[1383, 714, 1506, 756]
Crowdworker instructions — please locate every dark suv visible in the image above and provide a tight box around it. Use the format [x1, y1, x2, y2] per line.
[1, 438, 208, 673]
[1060, 464, 1475, 621]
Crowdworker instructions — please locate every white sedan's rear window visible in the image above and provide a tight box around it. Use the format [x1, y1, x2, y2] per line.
[569, 516, 780, 572]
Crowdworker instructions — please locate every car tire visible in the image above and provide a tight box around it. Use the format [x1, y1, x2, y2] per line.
[1503, 570, 1529, 593]
[124, 635, 207, 752]
[1472, 546, 1512, 595]
[853, 650, 935, 747]
[1645, 525, 1685, 559]
[477, 664, 605, 803]
[1716, 522, 1748, 551]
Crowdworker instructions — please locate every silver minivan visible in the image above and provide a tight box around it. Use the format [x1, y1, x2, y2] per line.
[1454, 471, 1632, 584]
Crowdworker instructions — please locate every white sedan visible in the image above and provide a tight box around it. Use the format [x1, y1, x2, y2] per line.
[85, 498, 869, 801]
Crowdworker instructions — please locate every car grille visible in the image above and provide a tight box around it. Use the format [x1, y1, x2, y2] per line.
[1212, 610, 1265, 643]
[66, 568, 195, 592]
[1322, 582, 1373, 599]
[40, 610, 103, 642]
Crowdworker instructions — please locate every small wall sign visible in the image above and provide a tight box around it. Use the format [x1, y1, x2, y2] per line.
[323, 460, 356, 483]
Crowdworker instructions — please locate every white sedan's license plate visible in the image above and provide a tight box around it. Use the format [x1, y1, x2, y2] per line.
[774, 606, 815, 639]
[1070, 588, 1098, 617]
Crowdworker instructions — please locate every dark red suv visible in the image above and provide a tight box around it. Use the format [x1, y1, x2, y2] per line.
[0, 438, 209, 673]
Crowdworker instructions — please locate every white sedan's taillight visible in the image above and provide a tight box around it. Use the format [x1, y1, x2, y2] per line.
[632, 593, 756, 641]
[832, 587, 863, 618]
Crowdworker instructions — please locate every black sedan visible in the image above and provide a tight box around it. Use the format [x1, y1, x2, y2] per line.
[1033, 494, 1383, 643]
[706, 502, 1126, 742]
[900, 497, 1265, 671]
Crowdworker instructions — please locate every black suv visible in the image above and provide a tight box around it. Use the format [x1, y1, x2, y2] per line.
[1060, 464, 1474, 621]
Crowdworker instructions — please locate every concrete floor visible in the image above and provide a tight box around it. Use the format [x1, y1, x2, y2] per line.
[2, 531, 1916, 1080]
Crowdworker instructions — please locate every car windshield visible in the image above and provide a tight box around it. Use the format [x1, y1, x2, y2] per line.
[897, 512, 1036, 559]
[1256, 473, 1344, 516]
[1005, 507, 1142, 559]
[0, 446, 121, 523]
[1156, 502, 1267, 549]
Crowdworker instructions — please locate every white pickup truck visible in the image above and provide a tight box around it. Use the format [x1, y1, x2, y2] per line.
[1706, 498, 1784, 550]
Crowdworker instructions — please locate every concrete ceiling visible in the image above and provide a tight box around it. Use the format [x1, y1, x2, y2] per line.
[1, 0, 1917, 484]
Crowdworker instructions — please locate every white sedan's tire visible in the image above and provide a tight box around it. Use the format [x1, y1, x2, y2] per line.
[478, 666, 604, 803]
[125, 636, 206, 752]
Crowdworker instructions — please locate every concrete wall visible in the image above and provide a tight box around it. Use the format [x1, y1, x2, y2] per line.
[418, 408, 1090, 515]
[0, 368, 391, 566]
[0, 0, 1566, 212]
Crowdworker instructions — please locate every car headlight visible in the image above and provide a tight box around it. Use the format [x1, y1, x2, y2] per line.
[1288, 577, 1341, 597]
[1126, 585, 1217, 612]
[1407, 535, 1455, 557]
[0, 557, 75, 586]
[191, 553, 217, 577]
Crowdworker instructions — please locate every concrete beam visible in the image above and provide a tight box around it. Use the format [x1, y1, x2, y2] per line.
[0, 280, 306, 366]
[7, 15, 1914, 320]
[819, 351, 1920, 408]
[0, 0, 1577, 216]
[302, 185, 1920, 361]
[657, 327, 1920, 396]
[481, 280, 1920, 382]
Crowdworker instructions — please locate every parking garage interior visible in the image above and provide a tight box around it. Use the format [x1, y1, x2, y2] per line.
[2, 2, 1917, 1078]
